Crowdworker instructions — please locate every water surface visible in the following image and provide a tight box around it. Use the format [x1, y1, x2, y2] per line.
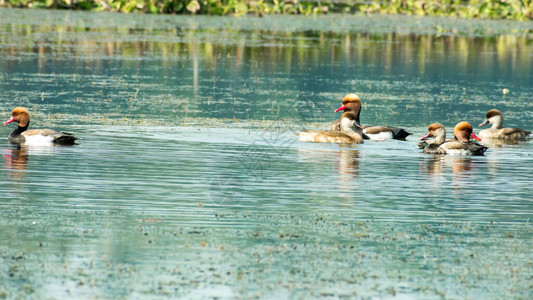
[0, 8, 532, 299]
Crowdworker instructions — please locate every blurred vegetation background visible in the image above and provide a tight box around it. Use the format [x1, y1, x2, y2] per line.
[0, 0, 531, 20]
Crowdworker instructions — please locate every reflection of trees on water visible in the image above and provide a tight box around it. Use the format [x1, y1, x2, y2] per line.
[3, 25, 529, 76]
[1, 22, 531, 126]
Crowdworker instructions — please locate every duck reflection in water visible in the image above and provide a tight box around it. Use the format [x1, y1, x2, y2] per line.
[336, 146, 360, 179]
[299, 146, 360, 179]
[479, 138, 530, 148]
[421, 155, 474, 175]
[3, 146, 29, 179]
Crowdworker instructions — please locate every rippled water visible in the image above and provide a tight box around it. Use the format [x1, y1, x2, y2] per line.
[0, 8, 532, 299]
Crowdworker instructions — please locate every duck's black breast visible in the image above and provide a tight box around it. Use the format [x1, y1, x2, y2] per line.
[8, 125, 28, 145]
[423, 143, 446, 155]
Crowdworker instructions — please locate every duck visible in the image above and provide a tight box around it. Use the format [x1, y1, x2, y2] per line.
[478, 109, 531, 140]
[4, 107, 78, 146]
[331, 94, 411, 140]
[420, 122, 487, 155]
[299, 111, 364, 144]
[418, 123, 448, 152]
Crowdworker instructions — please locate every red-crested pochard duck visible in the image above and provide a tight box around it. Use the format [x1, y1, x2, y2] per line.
[418, 122, 447, 151]
[331, 94, 411, 140]
[478, 109, 531, 140]
[4, 107, 78, 146]
[299, 111, 364, 144]
[420, 122, 487, 155]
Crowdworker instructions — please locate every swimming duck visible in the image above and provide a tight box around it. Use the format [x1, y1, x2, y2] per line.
[299, 111, 364, 144]
[420, 122, 487, 155]
[4, 107, 78, 146]
[478, 109, 531, 140]
[331, 94, 411, 140]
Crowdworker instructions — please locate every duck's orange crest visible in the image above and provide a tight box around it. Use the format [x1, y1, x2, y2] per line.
[11, 107, 29, 116]
[454, 121, 472, 132]
[342, 94, 361, 105]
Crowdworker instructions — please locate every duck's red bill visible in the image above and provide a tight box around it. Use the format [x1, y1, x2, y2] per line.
[479, 120, 489, 127]
[334, 105, 346, 112]
[420, 132, 431, 140]
[3, 117, 14, 125]
[470, 133, 482, 141]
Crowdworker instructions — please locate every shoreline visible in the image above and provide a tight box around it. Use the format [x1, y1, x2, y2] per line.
[1, 0, 531, 21]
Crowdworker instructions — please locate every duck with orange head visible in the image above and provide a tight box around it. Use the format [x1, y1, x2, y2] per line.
[331, 94, 411, 140]
[4, 107, 78, 146]
[420, 122, 487, 155]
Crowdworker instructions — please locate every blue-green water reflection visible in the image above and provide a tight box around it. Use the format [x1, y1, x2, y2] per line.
[0, 8, 531, 299]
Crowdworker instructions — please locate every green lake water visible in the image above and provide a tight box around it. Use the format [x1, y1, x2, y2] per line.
[0, 8, 532, 299]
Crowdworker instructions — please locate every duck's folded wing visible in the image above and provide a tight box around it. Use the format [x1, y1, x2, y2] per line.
[463, 141, 488, 155]
[298, 130, 329, 142]
[501, 127, 531, 139]
[329, 120, 340, 131]
[363, 126, 392, 135]
[23, 129, 78, 145]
